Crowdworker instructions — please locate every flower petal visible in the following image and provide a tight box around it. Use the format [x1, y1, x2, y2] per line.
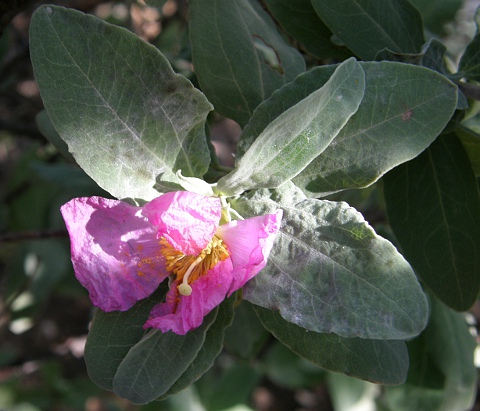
[142, 191, 222, 255]
[144, 258, 234, 334]
[61, 197, 167, 312]
[217, 209, 283, 294]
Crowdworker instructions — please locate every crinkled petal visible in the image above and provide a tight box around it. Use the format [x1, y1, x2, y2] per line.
[217, 210, 283, 295]
[144, 258, 234, 334]
[61, 197, 167, 312]
[142, 191, 221, 255]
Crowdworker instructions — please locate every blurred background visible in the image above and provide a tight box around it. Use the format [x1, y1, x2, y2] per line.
[0, 1, 479, 410]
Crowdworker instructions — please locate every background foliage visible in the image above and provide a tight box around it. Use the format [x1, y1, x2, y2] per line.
[1, 0, 480, 410]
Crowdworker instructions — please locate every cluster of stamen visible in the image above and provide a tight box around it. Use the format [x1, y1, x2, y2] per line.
[160, 235, 230, 296]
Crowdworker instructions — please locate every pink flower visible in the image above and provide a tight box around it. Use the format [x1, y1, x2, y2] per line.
[60, 191, 282, 334]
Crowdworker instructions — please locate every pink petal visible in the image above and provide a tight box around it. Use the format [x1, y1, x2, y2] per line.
[142, 191, 222, 255]
[144, 258, 234, 334]
[61, 197, 168, 312]
[216, 210, 283, 294]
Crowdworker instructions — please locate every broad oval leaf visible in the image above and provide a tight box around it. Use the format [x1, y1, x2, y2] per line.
[30, 5, 212, 201]
[232, 184, 428, 340]
[189, 0, 305, 127]
[384, 134, 480, 311]
[217, 58, 365, 196]
[237, 61, 457, 198]
[255, 306, 408, 385]
[311, 0, 424, 60]
[294, 63, 457, 196]
[112, 304, 219, 404]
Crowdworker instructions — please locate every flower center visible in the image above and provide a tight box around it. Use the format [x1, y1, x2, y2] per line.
[160, 235, 230, 296]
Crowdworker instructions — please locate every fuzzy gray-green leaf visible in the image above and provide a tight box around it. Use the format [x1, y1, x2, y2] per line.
[30, 5, 212, 201]
[231, 185, 428, 340]
[217, 58, 365, 196]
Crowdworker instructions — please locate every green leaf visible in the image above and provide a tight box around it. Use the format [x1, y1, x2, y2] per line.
[231, 184, 428, 340]
[112, 304, 219, 404]
[384, 133, 480, 311]
[30, 5, 212, 201]
[255, 306, 408, 385]
[84, 286, 167, 391]
[217, 58, 365, 196]
[422, 296, 477, 411]
[311, 0, 424, 60]
[235, 65, 333, 160]
[189, 0, 305, 127]
[157, 295, 236, 400]
[294, 63, 457, 196]
[263, 0, 350, 60]
[420, 39, 449, 75]
[237, 61, 457, 198]
[456, 126, 480, 176]
[459, 31, 480, 81]
[224, 300, 270, 360]
[384, 294, 477, 411]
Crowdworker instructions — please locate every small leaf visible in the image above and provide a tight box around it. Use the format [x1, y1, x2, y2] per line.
[459, 31, 480, 81]
[456, 126, 480, 176]
[30, 5, 212, 201]
[84, 286, 167, 391]
[384, 133, 480, 311]
[231, 184, 428, 340]
[255, 306, 409, 385]
[189, 0, 305, 127]
[157, 295, 236, 400]
[420, 39, 449, 75]
[311, 0, 424, 60]
[217, 58, 365, 196]
[112, 304, 219, 404]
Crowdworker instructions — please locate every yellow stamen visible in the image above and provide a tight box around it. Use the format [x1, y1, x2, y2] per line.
[160, 235, 230, 296]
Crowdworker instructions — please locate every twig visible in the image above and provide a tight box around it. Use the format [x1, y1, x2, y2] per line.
[0, 229, 68, 243]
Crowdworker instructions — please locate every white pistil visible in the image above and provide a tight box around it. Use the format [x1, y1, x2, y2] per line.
[177, 256, 203, 296]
